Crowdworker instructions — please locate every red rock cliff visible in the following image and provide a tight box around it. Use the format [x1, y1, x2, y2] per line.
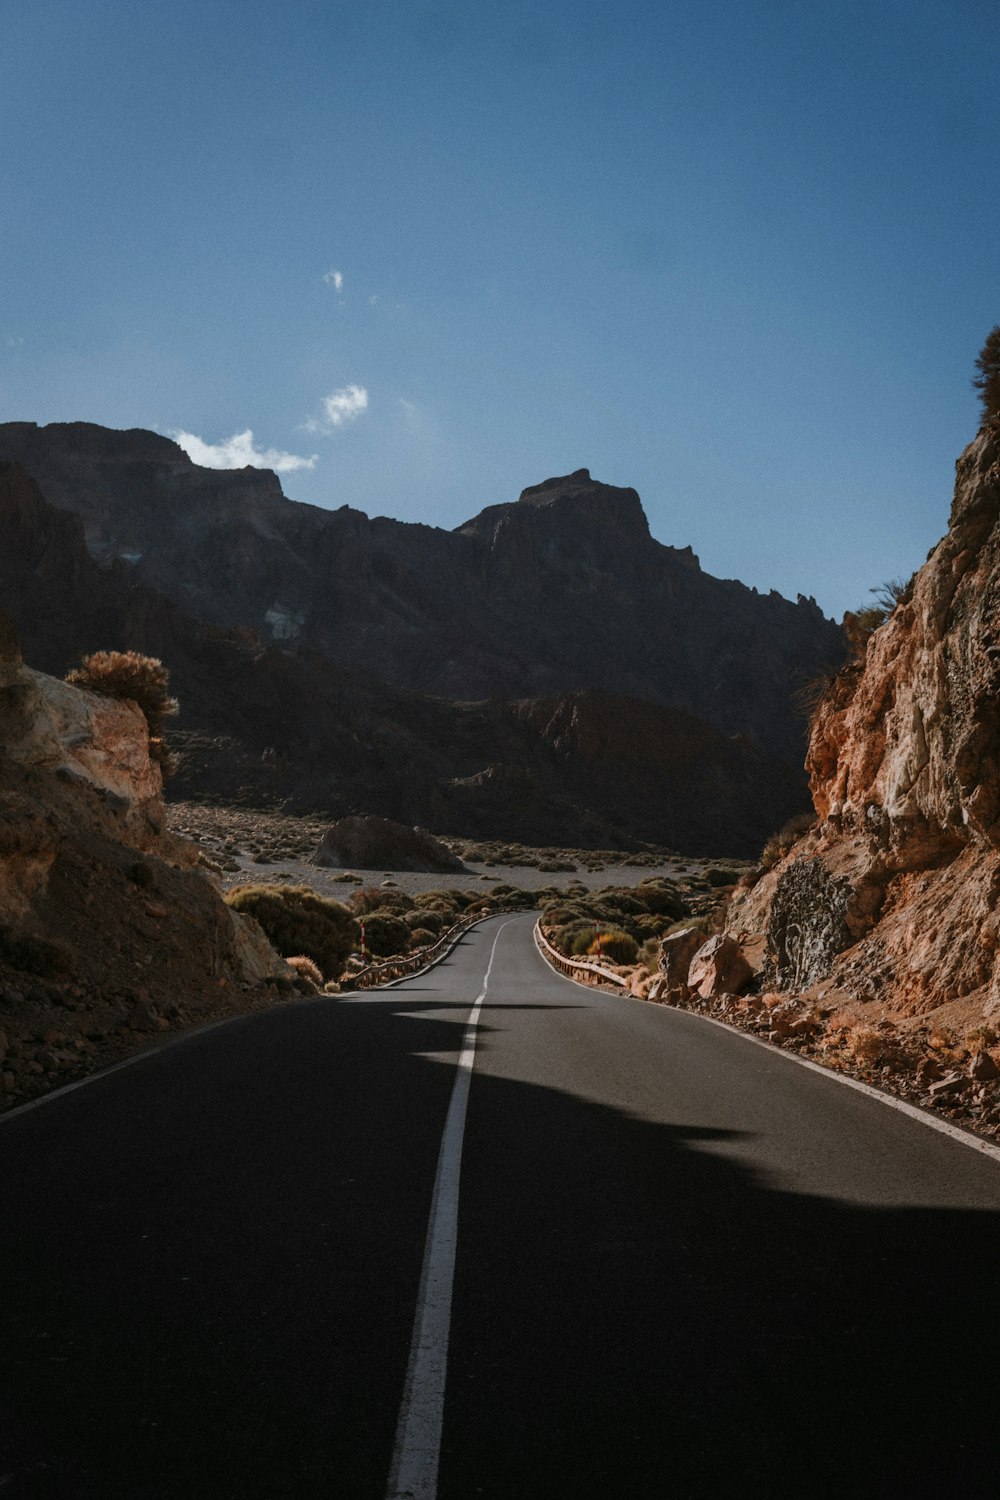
[729, 422, 1000, 1027]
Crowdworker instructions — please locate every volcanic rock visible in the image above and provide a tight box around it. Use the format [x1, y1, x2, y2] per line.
[687, 934, 753, 999]
[313, 816, 466, 873]
[0, 461, 817, 855]
[0, 422, 843, 766]
[729, 418, 1000, 1029]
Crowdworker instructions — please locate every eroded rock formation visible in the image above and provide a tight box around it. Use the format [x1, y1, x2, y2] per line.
[728, 422, 1000, 1029]
[0, 615, 292, 1105]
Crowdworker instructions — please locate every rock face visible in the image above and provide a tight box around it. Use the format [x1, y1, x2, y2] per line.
[728, 422, 1000, 1026]
[314, 816, 466, 873]
[0, 423, 843, 767]
[0, 460, 815, 855]
[0, 612, 290, 1029]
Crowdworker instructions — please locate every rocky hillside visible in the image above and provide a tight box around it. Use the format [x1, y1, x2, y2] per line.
[727, 420, 1000, 1031]
[0, 613, 291, 1108]
[0, 422, 843, 765]
[0, 460, 811, 855]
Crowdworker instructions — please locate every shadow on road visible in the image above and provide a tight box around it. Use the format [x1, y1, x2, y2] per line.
[0, 984, 998, 1498]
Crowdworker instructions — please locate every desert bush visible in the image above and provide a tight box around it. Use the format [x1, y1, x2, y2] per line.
[66, 650, 179, 771]
[760, 813, 817, 872]
[359, 909, 412, 958]
[640, 937, 662, 974]
[587, 931, 638, 965]
[845, 1027, 884, 1066]
[408, 928, 437, 949]
[349, 885, 412, 915]
[567, 924, 600, 956]
[225, 884, 356, 979]
[286, 954, 323, 988]
[635, 879, 690, 919]
[405, 908, 443, 933]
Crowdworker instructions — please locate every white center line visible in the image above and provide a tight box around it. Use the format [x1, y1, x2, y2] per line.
[385, 920, 512, 1500]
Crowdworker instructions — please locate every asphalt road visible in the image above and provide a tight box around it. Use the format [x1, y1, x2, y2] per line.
[2, 912, 1000, 1498]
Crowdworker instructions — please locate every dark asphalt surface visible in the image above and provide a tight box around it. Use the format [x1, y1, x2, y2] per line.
[2, 912, 1000, 1498]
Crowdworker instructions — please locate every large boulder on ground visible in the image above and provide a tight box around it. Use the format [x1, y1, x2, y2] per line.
[659, 926, 708, 997]
[313, 815, 465, 874]
[688, 934, 753, 999]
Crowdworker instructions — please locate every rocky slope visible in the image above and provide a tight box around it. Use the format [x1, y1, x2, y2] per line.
[0, 460, 810, 855]
[0, 423, 843, 765]
[0, 612, 292, 1108]
[727, 420, 1000, 1033]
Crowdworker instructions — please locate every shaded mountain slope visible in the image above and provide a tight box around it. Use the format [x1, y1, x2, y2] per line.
[0, 461, 807, 854]
[0, 423, 843, 764]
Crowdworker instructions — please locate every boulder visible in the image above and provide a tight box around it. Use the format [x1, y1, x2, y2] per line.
[313, 815, 465, 874]
[659, 927, 707, 994]
[688, 934, 753, 999]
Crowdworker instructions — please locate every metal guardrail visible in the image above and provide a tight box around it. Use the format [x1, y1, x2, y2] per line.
[345, 912, 490, 990]
[533, 919, 629, 988]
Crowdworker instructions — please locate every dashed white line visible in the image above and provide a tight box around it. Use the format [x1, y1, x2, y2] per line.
[385, 920, 512, 1500]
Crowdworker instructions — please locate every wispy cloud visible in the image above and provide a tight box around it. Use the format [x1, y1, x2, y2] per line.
[323, 267, 344, 292]
[171, 428, 318, 472]
[302, 384, 369, 433]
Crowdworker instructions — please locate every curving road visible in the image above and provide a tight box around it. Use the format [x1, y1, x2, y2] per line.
[2, 912, 1000, 1498]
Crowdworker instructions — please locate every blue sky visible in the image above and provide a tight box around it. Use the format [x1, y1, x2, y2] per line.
[2, 0, 998, 618]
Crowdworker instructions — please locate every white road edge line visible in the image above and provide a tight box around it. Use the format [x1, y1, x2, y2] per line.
[532, 927, 1000, 1168]
[385, 919, 513, 1500]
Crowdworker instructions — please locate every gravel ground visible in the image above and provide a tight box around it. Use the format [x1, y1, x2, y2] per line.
[166, 801, 729, 900]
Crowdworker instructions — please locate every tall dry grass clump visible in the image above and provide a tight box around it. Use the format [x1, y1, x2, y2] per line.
[225, 884, 357, 980]
[66, 650, 179, 772]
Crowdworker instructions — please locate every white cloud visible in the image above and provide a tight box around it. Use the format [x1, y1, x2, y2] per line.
[302, 384, 369, 432]
[170, 428, 318, 473]
[323, 267, 344, 291]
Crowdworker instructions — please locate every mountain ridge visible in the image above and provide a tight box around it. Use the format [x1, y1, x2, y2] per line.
[0, 421, 843, 765]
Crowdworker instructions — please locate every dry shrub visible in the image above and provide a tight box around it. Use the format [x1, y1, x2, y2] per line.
[225, 884, 356, 979]
[286, 954, 323, 988]
[845, 1027, 885, 1066]
[359, 909, 412, 958]
[588, 931, 638, 965]
[349, 886, 411, 916]
[408, 928, 436, 949]
[760, 813, 817, 872]
[66, 650, 179, 771]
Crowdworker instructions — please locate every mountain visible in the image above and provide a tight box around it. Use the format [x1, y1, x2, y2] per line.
[0, 458, 810, 855]
[0, 422, 843, 765]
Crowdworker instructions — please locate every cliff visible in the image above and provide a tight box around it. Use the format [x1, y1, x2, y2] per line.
[728, 422, 1000, 1028]
[0, 423, 843, 766]
[0, 614, 291, 1107]
[0, 461, 812, 855]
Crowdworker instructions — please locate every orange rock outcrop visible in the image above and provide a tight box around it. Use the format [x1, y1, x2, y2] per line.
[729, 421, 1000, 1029]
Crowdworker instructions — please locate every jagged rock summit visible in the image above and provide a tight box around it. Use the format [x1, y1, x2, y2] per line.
[729, 420, 1000, 1026]
[0, 422, 843, 769]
